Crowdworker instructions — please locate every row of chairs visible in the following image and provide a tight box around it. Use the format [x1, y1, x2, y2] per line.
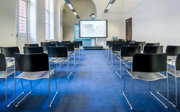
[106, 41, 180, 110]
[0, 42, 83, 108]
[106, 41, 160, 56]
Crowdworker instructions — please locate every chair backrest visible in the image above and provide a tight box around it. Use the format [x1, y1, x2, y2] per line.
[176, 53, 180, 70]
[24, 44, 39, 47]
[15, 53, 49, 72]
[57, 42, 66, 47]
[106, 41, 111, 46]
[112, 43, 124, 51]
[48, 47, 68, 58]
[144, 46, 163, 54]
[61, 41, 71, 44]
[129, 42, 145, 50]
[108, 41, 117, 47]
[49, 41, 59, 45]
[24, 47, 44, 54]
[166, 46, 180, 56]
[65, 43, 75, 51]
[41, 42, 56, 51]
[0, 54, 6, 71]
[73, 41, 80, 48]
[133, 53, 167, 72]
[1, 47, 20, 57]
[146, 43, 160, 46]
[121, 46, 141, 57]
[74, 41, 83, 46]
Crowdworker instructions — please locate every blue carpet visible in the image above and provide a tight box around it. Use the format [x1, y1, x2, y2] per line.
[0, 50, 180, 112]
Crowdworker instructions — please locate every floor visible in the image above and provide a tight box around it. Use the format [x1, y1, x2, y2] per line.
[0, 50, 180, 112]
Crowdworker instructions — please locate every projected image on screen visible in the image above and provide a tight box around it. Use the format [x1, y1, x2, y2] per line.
[79, 20, 107, 38]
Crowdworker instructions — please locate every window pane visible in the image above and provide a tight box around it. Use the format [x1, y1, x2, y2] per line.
[18, 0, 27, 34]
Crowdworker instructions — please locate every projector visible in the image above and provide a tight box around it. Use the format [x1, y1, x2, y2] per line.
[90, 13, 95, 20]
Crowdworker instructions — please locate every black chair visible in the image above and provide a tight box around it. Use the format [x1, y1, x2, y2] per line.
[166, 46, 180, 64]
[130, 42, 146, 51]
[168, 53, 180, 107]
[49, 41, 59, 45]
[106, 41, 113, 56]
[146, 43, 160, 46]
[143, 46, 163, 54]
[58, 42, 66, 47]
[24, 44, 39, 47]
[121, 46, 141, 62]
[108, 41, 117, 58]
[14, 53, 58, 108]
[117, 46, 141, 78]
[61, 41, 71, 43]
[74, 41, 83, 56]
[0, 54, 14, 106]
[1, 47, 20, 66]
[73, 41, 80, 49]
[41, 42, 56, 52]
[111, 43, 124, 65]
[124, 53, 168, 110]
[73, 41, 81, 58]
[1, 47, 20, 58]
[48, 47, 72, 79]
[23, 47, 44, 54]
[65, 43, 76, 66]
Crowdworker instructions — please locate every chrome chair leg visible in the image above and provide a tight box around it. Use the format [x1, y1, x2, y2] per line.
[67, 60, 72, 80]
[131, 78, 134, 110]
[74, 54, 76, 67]
[15, 79, 32, 107]
[149, 77, 169, 108]
[48, 78, 50, 107]
[175, 76, 178, 107]
[30, 80, 32, 91]
[115, 56, 121, 78]
[167, 71, 169, 100]
[21, 79, 24, 91]
[5, 77, 8, 105]
[7, 73, 25, 108]
[48, 77, 59, 108]
[149, 82, 152, 92]
[123, 69, 133, 110]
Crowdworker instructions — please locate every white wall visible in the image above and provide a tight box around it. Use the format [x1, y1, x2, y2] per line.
[125, 0, 180, 48]
[0, 0, 17, 46]
[93, 0, 125, 41]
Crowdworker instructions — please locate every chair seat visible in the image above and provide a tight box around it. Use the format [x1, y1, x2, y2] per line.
[68, 51, 75, 54]
[52, 57, 69, 63]
[75, 48, 80, 50]
[0, 69, 14, 78]
[123, 57, 133, 62]
[17, 69, 55, 80]
[127, 69, 166, 81]
[168, 68, 180, 77]
[112, 51, 120, 54]
[167, 56, 176, 65]
[167, 56, 176, 62]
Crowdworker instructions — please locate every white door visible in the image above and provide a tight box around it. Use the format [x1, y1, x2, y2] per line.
[16, 0, 28, 53]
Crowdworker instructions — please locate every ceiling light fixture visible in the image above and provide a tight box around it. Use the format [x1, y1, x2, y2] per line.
[104, 0, 116, 13]
[67, 3, 74, 10]
[65, 0, 80, 19]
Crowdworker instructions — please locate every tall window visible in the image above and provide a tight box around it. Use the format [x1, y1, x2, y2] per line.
[29, 0, 37, 43]
[45, 0, 54, 40]
[18, 0, 27, 35]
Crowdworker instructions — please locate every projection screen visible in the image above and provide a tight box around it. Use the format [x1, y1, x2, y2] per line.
[79, 20, 108, 38]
